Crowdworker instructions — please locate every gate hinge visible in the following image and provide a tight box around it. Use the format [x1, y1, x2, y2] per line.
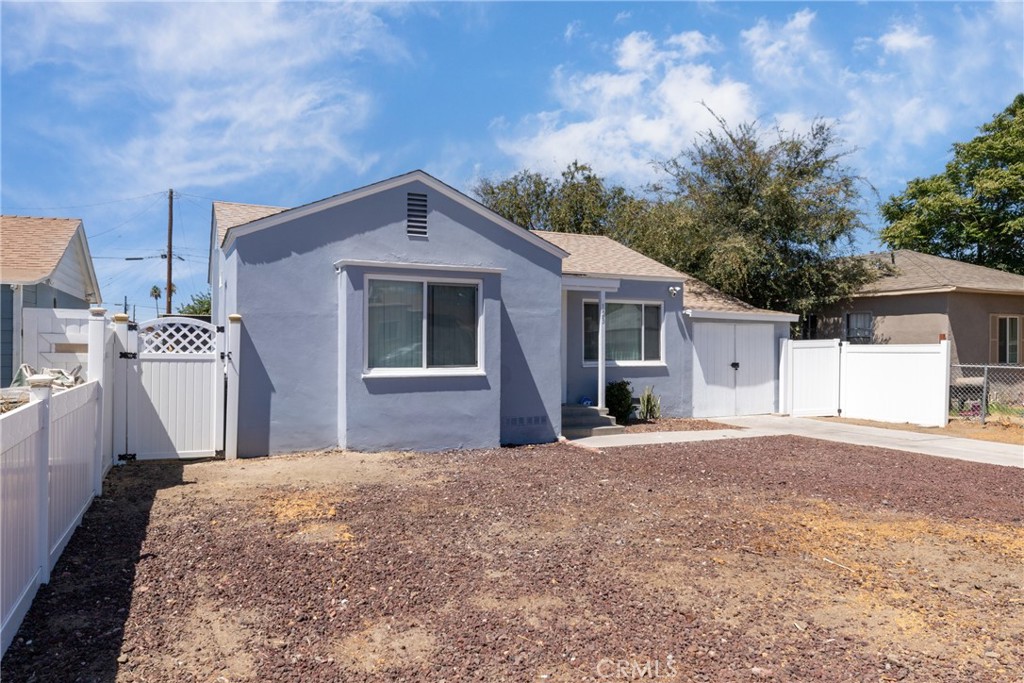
[119, 351, 138, 359]
[216, 325, 225, 333]
[128, 323, 138, 331]
[219, 352, 226, 361]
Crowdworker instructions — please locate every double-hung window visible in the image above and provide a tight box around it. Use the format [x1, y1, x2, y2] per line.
[845, 312, 873, 344]
[366, 277, 480, 373]
[993, 315, 1021, 365]
[583, 301, 662, 364]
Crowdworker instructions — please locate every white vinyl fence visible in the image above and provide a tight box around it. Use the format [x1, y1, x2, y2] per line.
[781, 339, 951, 427]
[1, 379, 105, 655]
[21, 308, 94, 377]
[1, 308, 111, 656]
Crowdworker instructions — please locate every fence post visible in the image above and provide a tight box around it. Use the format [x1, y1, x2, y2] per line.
[112, 314, 130, 462]
[225, 314, 242, 460]
[88, 308, 107, 496]
[27, 374, 53, 584]
[980, 365, 990, 424]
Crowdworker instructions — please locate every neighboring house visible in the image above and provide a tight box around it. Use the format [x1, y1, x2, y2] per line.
[817, 250, 1024, 366]
[0, 216, 102, 386]
[208, 171, 795, 455]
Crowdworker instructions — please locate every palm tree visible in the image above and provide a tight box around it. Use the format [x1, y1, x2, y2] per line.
[150, 285, 161, 315]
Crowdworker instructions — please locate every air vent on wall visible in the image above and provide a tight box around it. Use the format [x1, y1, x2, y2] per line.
[407, 192, 428, 237]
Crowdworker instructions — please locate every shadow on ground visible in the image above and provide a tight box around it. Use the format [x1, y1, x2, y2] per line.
[1, 461, 188, 683]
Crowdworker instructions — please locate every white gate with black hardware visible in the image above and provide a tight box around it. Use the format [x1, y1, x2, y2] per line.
[112, 317, 224, 460]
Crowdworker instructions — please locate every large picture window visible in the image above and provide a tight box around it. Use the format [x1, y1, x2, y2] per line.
[367, 278, 479, 372]
[584, 301, 662, 363]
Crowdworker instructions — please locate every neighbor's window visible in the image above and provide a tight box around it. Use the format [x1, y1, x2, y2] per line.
[367, 278, 478, 371]
[583, 301, 661, 363]
[845, 312, 873, 344]
[995, 315, 1020, 365]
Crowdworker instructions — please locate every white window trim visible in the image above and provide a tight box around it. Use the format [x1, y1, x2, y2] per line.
[582, 298, 666, 367]
[362, 273, 485, 378]
[993, 313, 1022, 365]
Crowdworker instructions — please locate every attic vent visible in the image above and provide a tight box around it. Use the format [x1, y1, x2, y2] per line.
[406, 192, 428, 237]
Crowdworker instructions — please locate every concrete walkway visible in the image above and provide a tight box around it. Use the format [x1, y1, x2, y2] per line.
[571, 415, 1023, 469]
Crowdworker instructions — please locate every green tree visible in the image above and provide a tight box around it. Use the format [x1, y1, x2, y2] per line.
[880, 94, 1024, 274]
[150, 285, 161, 316]
[178, 290, 211, 316]
[655, 113, 878, 316]
[474, 169, 552, 231]
[475, 161, 644, 239]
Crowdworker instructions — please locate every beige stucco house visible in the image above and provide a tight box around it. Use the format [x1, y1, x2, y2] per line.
[817, 250, 1023, 366]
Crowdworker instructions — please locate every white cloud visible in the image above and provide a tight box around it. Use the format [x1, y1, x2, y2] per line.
[614, 11, 632, 24]
[565, 20, 582, 43]
[878, 24, 934, 54]
[496, 33, 755, 185]
[666, 30, 722, 59]
[741, 9, 829, 86]
[1, 3, 401, 195]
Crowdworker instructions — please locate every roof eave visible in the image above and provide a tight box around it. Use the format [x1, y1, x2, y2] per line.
[563, 270, 684, 283]
[684, 308, 799, 322]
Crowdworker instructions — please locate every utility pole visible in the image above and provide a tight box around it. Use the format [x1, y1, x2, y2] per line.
[123, 295, 128, 315]
[166, 188, 174, 315]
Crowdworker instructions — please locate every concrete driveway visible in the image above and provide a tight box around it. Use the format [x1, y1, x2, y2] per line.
[572, 414, 1024, 469]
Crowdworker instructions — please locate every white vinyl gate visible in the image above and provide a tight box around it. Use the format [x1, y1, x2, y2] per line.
[113, 317, 224, 460]
[692, 322, 777, 417]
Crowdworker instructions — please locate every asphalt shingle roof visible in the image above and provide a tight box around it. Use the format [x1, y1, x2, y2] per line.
[860, 250, 1024, 295]
[533, 231, 684, 280]
[0, 215, 83, 284]
[213, 201, 288, 246]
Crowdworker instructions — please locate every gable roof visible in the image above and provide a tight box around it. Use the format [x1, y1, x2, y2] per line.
[213, 201, 288, 247]
[533, 231, 796, 319]
[859, 250, 1024, 296]
[0, 216, 101, 301]
[213, 170, 568, 261]
[533, 232, 684, 281]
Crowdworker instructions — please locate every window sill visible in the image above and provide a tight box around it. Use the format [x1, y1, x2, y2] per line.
[582, 361, 667, 368]
[362, 368, 486, 379]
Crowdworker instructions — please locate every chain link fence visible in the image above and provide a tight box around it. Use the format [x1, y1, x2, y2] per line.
[949, 364, 1024, 424]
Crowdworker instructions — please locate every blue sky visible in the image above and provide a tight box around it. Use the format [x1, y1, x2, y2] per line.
[2, 2, 1022, 315]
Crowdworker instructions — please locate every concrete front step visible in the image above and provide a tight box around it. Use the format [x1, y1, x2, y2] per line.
[561, 404, 625, 439]
[562, 424, 625, 439]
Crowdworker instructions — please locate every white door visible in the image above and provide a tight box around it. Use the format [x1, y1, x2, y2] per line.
[693, 322, 777, 417]
[115, 317, 223, 460]
[735, 323, 777, 415]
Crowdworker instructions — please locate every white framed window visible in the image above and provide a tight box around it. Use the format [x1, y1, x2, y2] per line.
[993, 315, 1021, 365]
[845, 312, 873, 344]
[364, 275, 482, 376]
[583, 300, 663, 365]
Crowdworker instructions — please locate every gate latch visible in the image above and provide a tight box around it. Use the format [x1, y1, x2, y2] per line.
[730, 361, 740, 370]
[119, 352, 138, 359]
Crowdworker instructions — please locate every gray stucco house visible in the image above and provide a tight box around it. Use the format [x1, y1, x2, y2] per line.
[209, 171, 794, 455]
[0, 216, 102, 386]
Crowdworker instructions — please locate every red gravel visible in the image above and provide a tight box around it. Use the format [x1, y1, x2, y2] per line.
[3, 436, 1022, 682]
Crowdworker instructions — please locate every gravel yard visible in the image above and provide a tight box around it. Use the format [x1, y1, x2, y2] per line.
[3, 436, 1023, 682]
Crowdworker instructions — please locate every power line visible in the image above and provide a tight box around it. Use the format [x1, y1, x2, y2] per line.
[4, 190, 166, 212]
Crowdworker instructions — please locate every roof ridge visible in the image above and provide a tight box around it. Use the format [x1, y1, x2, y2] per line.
[900, 250, 951, 288]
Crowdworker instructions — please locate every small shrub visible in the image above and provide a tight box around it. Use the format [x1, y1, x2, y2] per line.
[638, 386, 661, 422]
[606, 380, 633, 425]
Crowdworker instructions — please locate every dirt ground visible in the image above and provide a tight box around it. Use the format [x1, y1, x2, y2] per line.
[4, 437, 1023, 682]
[816, 416, 1024, 446]
[624, 417, 737, 433]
